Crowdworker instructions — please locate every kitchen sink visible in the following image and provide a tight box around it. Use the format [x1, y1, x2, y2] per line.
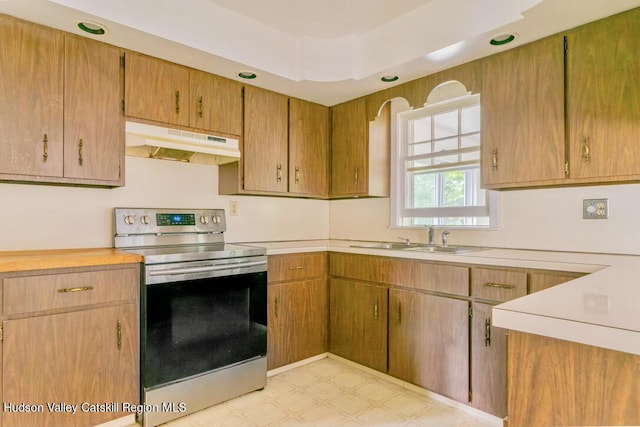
[349, 242, 422, 250]
[349, 242, 485, 254]
[404, 245, 486, 254]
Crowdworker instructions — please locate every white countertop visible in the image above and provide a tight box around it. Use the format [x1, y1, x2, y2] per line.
[243, 239, 640, 356]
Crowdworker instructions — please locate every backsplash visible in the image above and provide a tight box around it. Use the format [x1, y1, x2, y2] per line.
[0, 157, 329, 251]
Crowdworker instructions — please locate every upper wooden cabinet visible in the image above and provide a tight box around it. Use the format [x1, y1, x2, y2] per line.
[566, 7, 640, 183]
[242, 85, 289, 193]
[0, 15, 124, 187]
[289, 98, 329, 197]
[124, 51, 242, 137]
[330, 97, 389, 198]
[481, 35, 566, 188]
[189, 69, 243, 136]
[64, 35, 124, 184]
[220, 88, 330, 198]
[0, 14, 64, 179]
[124, 51, 190, 127]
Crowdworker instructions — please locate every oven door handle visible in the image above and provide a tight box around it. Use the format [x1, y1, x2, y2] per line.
[148, 260, 267, 277]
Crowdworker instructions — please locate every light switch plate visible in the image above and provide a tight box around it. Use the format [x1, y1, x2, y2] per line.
[583, 198, 608, 219]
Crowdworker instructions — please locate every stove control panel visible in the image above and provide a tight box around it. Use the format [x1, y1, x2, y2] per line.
[114, 208, 226, 236]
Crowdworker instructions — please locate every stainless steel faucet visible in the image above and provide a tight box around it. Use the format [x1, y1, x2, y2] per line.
[441, 230, 451, 247]
[426, 225, 435, 245]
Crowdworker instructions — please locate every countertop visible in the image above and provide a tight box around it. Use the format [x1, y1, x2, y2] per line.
[0, 248, 143, 273]
[247, 239, 640, 356]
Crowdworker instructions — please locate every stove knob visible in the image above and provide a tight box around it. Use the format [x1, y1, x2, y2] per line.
[200, 215, 210, 224]
[213, 215, 222, 224]
[124, 215, 136, 225]
[140, 215, 150, 225]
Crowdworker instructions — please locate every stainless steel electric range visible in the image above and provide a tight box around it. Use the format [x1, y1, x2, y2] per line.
[114, 208, 267, 427]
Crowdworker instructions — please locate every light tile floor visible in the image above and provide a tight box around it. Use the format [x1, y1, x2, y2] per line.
[159, 356, 500, 427]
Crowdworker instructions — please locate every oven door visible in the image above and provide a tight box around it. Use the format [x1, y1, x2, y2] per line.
[141, 256, 267, 390]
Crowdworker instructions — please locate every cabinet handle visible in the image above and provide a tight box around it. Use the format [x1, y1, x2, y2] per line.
[491, 149, 498, 171]
[57, 286, 93, 293]
[198, 95, 204, 118]
[43, 133, 49, 163]
[484, 318, 492, 346]
[274, 297, 278, 318]
[289, 266, 304, 270]
[582, 137, 591, 162]
[396, 300, 401, 323]
[175, 90, 181, 113]
[295, 166, 300, 184]
[373, 297, 379, 320]
[483, 282, 515, 290]
[78, 139, 84, 166]
[117, 320, 122, 350]
[354, 168, 359, 185]
[276, 164, 282, 182]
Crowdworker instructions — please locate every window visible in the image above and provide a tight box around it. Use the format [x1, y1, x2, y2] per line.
[391, 81, 499, 228]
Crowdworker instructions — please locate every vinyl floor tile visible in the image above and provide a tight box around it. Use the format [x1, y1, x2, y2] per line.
[158, 357, 500, 427]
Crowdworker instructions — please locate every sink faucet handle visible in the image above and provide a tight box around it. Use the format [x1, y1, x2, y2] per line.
[441, 230, 451, 247]
[397, 237, 410, 245]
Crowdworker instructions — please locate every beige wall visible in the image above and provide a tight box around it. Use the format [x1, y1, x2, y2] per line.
[2, 155, 639, 256]
[330, 183, 640, 255]
[0, 157, 330, 251]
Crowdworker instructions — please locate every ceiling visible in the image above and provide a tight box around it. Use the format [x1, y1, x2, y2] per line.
[1, 0, 640, 106]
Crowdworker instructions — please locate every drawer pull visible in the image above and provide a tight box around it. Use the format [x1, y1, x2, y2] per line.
[57, 286, 94, 294]
[289, 266, 304, 270]
[483, 282, 515, 290]
[373, 297, 379, 320]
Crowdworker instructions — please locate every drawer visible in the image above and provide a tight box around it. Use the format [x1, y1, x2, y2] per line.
[410, 262, 470, 296]
[3, 267, 138, 316]
[329, 252, 384, 283]
[268, 252, 326, 283]
[472, 267, 527, 302]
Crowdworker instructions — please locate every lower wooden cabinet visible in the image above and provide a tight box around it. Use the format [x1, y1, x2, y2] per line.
[268, 279, 327, 370]
[507, 331, 640, 427]
[329, 278, 388, 372]
[267, 252, 328, 370]
[470, 302, 507, 417]
[0, 264, 139, 427]
[389, 289, 469, 403]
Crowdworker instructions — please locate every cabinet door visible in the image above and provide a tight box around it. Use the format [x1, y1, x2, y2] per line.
[330, 97, 368, 197]
[470, 302, 507, 417]
[189, 70, 242, 136]
[124, 51, 190, 127]
[567, 8, 640, 180]
[329, 278, 387, 372]
[388, 289, 469, 403]
[64, 36, 123, 183]
[0, 15, 64, 178]
[481, 35, 565, 188]
[268, 279, 327, 370]
[243, 85, 289, 193]
[2, 303, 138, 427]
[289, 98, 329, 197]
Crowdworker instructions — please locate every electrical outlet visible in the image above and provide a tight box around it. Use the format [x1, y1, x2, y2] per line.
[583, 198, 608, 219]
[229, 201, 238, 216]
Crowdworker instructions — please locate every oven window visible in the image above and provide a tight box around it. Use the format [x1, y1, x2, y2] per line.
[142, 271, 267, 388]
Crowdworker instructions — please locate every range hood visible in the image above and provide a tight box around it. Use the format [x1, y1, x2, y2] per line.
[125, 121, 240, 165]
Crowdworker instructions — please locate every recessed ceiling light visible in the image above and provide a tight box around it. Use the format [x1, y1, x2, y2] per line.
[381, 75, 399, 83]
[238, 71, 257, 80]
[489, 33, 517, 46]
[76, 20, 107, 36]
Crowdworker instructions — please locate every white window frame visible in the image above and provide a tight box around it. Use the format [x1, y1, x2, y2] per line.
[390, 91, 500, 229]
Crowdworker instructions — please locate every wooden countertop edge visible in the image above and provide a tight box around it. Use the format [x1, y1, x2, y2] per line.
[0, 248, 143, 273]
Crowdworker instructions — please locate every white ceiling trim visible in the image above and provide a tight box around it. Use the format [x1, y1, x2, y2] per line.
[49, 0, 542, 82]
